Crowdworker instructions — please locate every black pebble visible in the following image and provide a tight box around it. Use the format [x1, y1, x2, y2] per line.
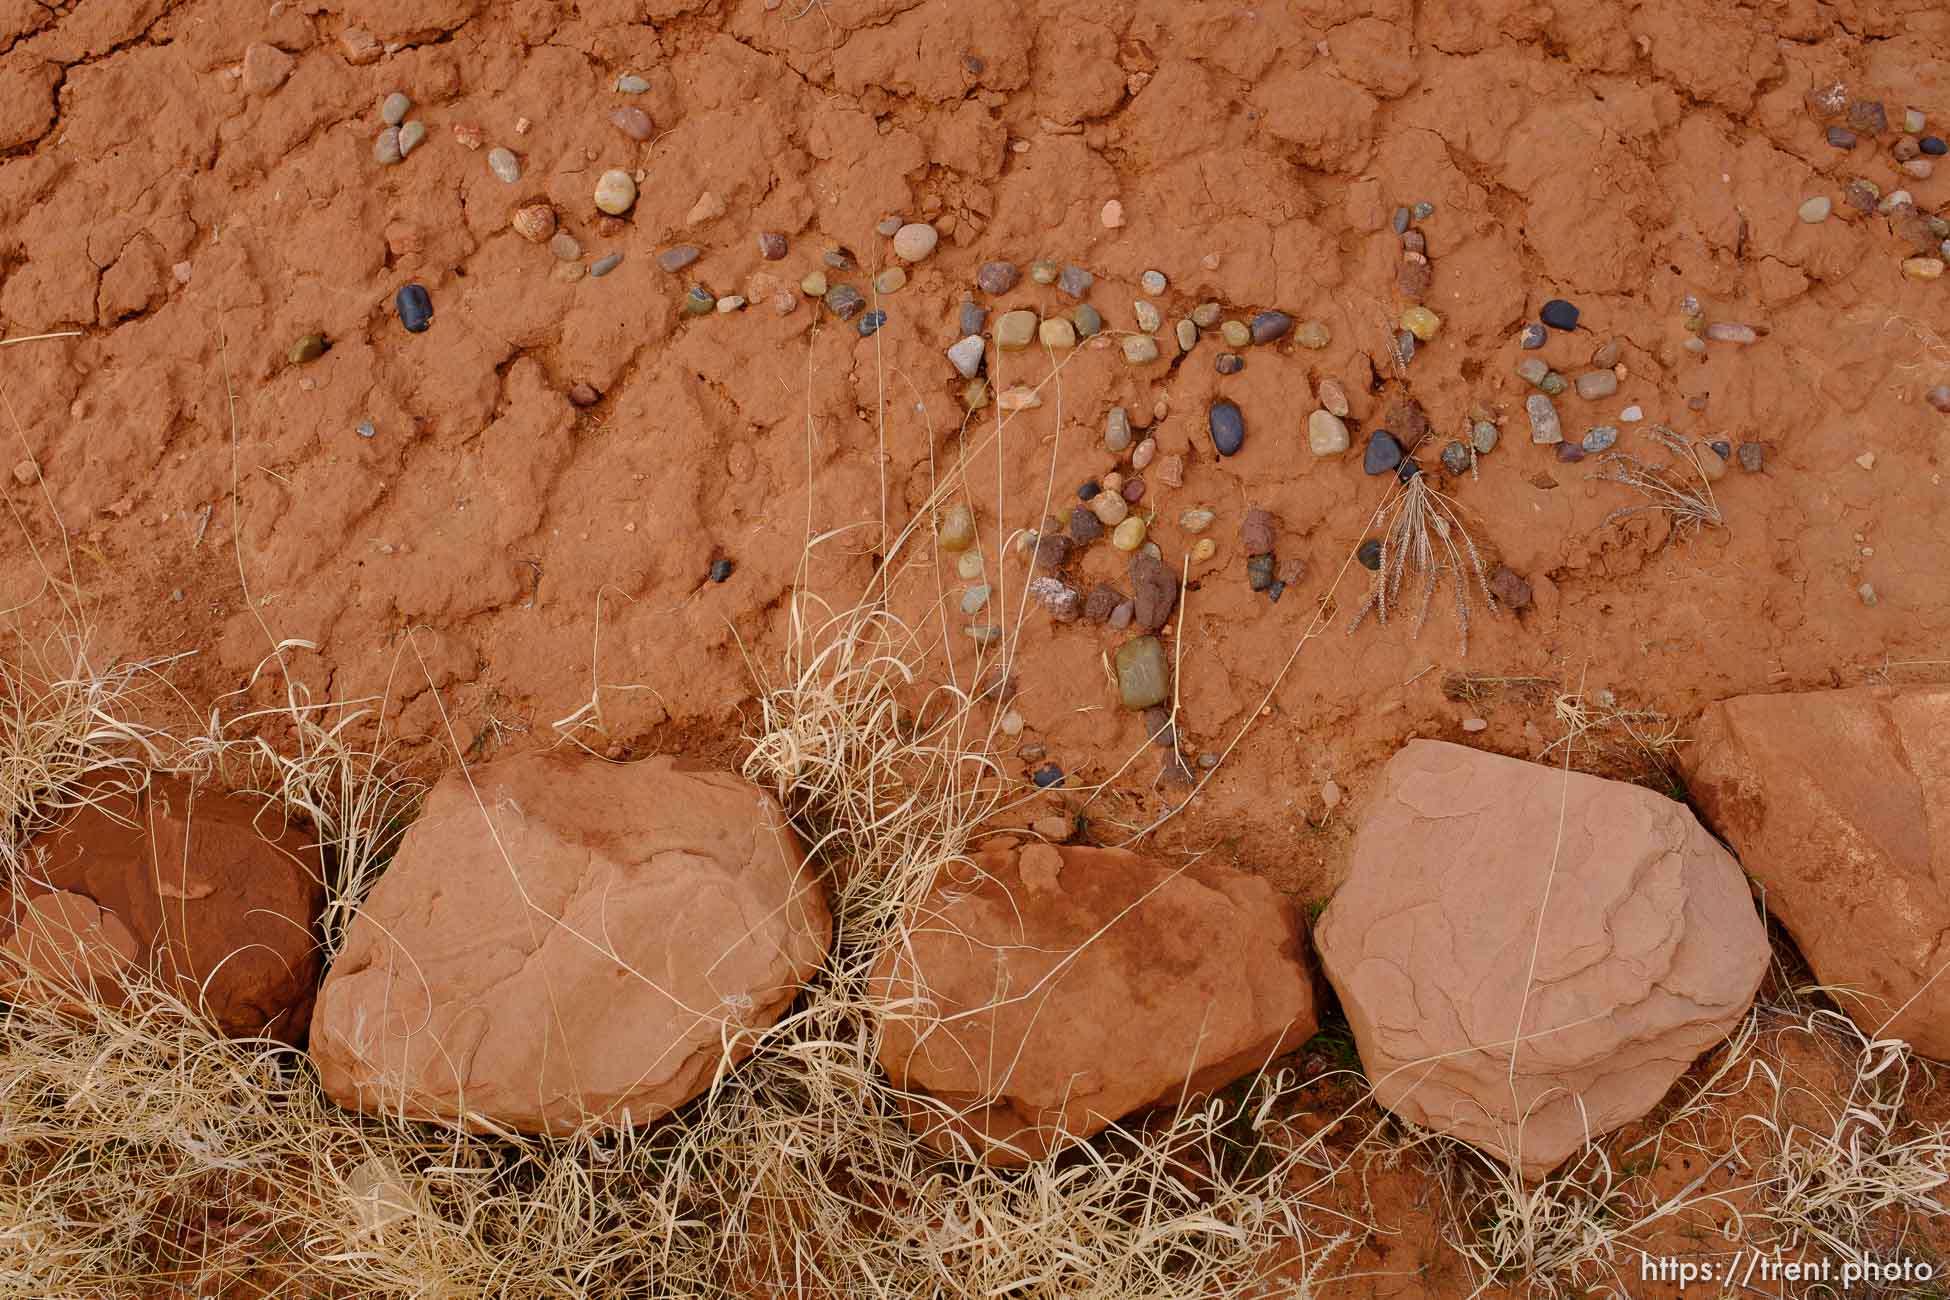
[1266, 579, 1286, 603]
[1077, 480, 1100, 500]
[1396, 458, 1421, 483]
[1215, 352, 1244, 375]
[1357, 539, 1383, 571]
[1208, 400, 1245, 456]
[1709, 439, 1732, 458]
[958, 301, 987, 335]
[1540, 298, 1580, 331]
[1362, 429, 1403, 475]
[1246, 553, 1276, 591]
[857, 310, 887, 337]
[395, 283, 432, 333]
[1923, 136, 1948, 156]
[1030, 763, 1064, 789]
[709, 558, 734, 583]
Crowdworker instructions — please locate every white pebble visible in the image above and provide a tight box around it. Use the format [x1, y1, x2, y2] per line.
[1100, 199, 1124, 228]
[1620, 405, 1642, 422]
[594, 169, 637, 214]
[1461, 717, 1488, 733]
[892, 222, 939, 262]
[1139, 269, 1167, 294]
[487, 147, 521, 183]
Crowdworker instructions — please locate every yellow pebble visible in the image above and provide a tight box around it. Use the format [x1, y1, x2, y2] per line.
[1111, 516, 1148, 551]
[1192, 537, 1217, 562]
[1401, 305, 1442, 341]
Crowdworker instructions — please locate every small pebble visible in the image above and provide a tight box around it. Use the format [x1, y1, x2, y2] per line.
[958, 550, 985, 581]
[1555, 442, 1585, 463]
[947, 335, 985, 378]
[1737, 443, 1765, 472]
[549, 231, 581, 261]
[1707, 321, 1759, 343]
[1395, 331, 1416, 364]
[1798, 196, 1832, 223]
[1317, 379, 1350, 417]
[681, 286, 716, 316]
[373, 127, 402, 165]
[1539, 371, 1566, 396]
[1471, 421, 1498, 454]
[1902, 257, 1946, 281]
[611, 107, 653, 141]
[1518, 323, 1547, 350]
[873, 267, 907, 295]
[1826, 125, 1857, 149]
[1073, 303, 1103, 337]
[569, 382, 602, 407]
[1078, 480, 1101, 501]
[1403, 230, 1426, 253]
[1847, 99, 1888, 134]
[1440, 440, 1471, 475]
[963, 378, 989, 410]
[1192, 301, 1222, 328]
[1123, 335, 1160, 365]
[1216, 353, 1243, 375]
[1906, 109, 1927, 133]
[1357, 539, 1382, 571]
[1114, 636, 1170, 710]
[1111, 517, 1148, 551]
[1140, 269, 1167, 294]
[1241, 507, 1275, 555]
[616, 73, 650, 94]
[757, 232, 788, 260]
[1029, 763, 1064, 789]
[997, 386, 1042, 412]
[1526, 394, 1562, 443]
[710, 558, 734, 583]
[1250, 310, 1294, 344]
[893, 223, 939, 261]
[1090, 491, 1129, 527]
[1295, 319, 1331, 349]
[1575, 370, 1619, 400]
[381, 91, 411, 125]
[1926, 384, 1950, 413]
[994, 309, 1038, 350]
[1133, 438, 1155, 469]
[1029, 260, 1059, 285]
[1180, 508, 1215, 534]
[355, 421, 375, 438]
[1057, 265, 1094, 298]
[823, 286, 865, 320]
[976, 260, 1019, 294]
[1924, 137, 1949, 156]
[395, 283, 432, 333]
[1903, 159, 1935, 179]
[657, 245, 701, 273]
[1620, 405, 1643, 422]
[1397, 457, 1422, 483]
[1858, 583, 1878, 607]
[1246, 553, 1276, 591]
[1101, 199, 1125, 228]
[1070, 507, 1105, 544]
[1175, 319, 1197, 352]
[1581, 425, 1617, 453]
[589, 253, 623, 277]
[1362, 429, 1403, 475]
[1307, 410, 1350, 456]
[876, 216, 903, 237]
[857, 310, 887, 337]
[1400, 306, 1441, 341]
[487, 147, 521, 183]
[594, 169, 637, 214]
[1133, 300, 1161, 334]
[1517, 358, 1549, 387]
[1208, 400, 1245, 456]
[288, 332, 327, 364]
[1192, 538, 1217, 562]
[1540, 298, 1580, 330]
[1411, 201, 1435, 220]
[1391, 206, 1411, 234]
[1105, 407, 1132, 452]
[1220, 320, 1252, 348]
[1038, 317, 1076, 349]
[959, 301, 987, 336]
[960, 585, 991, 615]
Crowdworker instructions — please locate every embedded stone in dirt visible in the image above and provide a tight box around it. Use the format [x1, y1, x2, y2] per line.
[1, 777, 326, 1042]
[1685, 687, 1950, 1059]
[1316, 741, 1767, 1181]
[310, 754, 832, 1134]
[870, 843, 1316, 1163]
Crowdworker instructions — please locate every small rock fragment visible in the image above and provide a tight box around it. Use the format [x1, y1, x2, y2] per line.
[1057, 265, 1093, 298]
[1295, 320, 1331, 349]
[1362, 430, 1403, 475]
[1250, 311, 1293, 344]
[395, 284, 432, 334]
[994, 309, 1038, 351]
[1489, 566, 1530, 609]
[1241, 508, 1274, 556]
[947, 336, 986, 379]
[1308, 410, 1350, 456]
[487, 147, 521, 183]
[1575, 371, 1619, 400]
[1526, 394, 1562, 444]
[1798, 196, 1832, 223]
[1705, 322, 1758, 344]
[1100, 199, 1125, 228]
[1123, 336, 1159, 365]
[1105, 406, 1132, 452]
[1581, 425, 1618, 453]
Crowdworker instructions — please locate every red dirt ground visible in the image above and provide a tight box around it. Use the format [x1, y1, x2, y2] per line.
[3, 1, 1949, 1293]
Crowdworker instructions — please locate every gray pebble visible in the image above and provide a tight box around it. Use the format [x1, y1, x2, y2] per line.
[1738, 443, 1765, 471]
[947, 335, 985, 379]
[1072, 303, 1103, 337]
[1108, 601, 1135, 630]
[824, 284, 865, 320]
[1392, 206, 1411, 233]
[876, 215, 903, 237]
[1581, 425, 1618, 453]
[1192, 301, 1222, 328]
[1396, 331, 1415, 364]
[1411, 201, 1435, 220]
[823, 249, 854, 271]
[1216, 352, 1243, 375]
[381, 92, 411, 125]
[549, 231, 581, 261]
[1440, 440, 1471, 475]
[657, 245, 701, 273]
[1526, 393, 1562, 444]
[590, 253, 623, 278]
[398, 120, 427, 156]
[960, 585, 991, 615]
[1133, 300, 1161, 334]
[1105, 406, 1132, 452]
[1175, 319, 1197, 352]
[1519, 323, 1548, 349]
[1057, 265, 1094, 298]
[488, 147, 521, 183]
[1471, 421, 1498, 454]
[1516, 358, 1550, 387]
[616, 74, 650, 94]
[1029, 260, 1059, 285]
[1140, 269, 1167, 295]
[373, 127, 403, 165]
[959, 301, 987, 335]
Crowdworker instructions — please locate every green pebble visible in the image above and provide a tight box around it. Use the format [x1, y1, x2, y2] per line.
[1220, 320, 1251, 348]
[1540, 372, 1567, 396]
[801, 270, 827, 296]
[289, 332, 327, 364]
[682, 286, 716, 315]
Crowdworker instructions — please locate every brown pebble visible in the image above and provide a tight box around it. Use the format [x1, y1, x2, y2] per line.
[1387, 398, 1431, 444]
[610, 107, 653, 141]
[1127, 552, 1178, 631]
[1397, 259, 1432, 300]
[1082, 584, 1124, 622]
[1121, 477, 1145, 503]
[1142, 705, 1176, 750]
[1489, 566, 1531, 610]
[757, 232, 787, 260]
[1241, 507, 1275, 556]
[1157, 455, 1184, 488]
[1069, 507, 1105, 544]
[568, 382, 602, 407]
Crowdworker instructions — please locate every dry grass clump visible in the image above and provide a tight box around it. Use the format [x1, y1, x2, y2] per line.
[1347, 470, 1496, 654]
[1592, 425, 1725, 531]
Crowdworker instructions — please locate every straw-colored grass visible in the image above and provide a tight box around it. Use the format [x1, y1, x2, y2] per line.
[1346, 469, 1496, 654]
